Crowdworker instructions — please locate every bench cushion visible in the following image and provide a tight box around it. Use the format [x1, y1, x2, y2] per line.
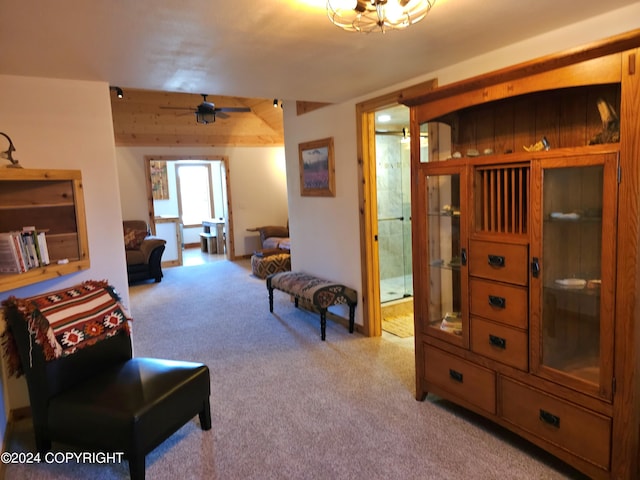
[251, 253, 291, 279]
[267, 271, 357, 309]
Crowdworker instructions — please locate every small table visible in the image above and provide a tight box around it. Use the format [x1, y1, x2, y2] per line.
[202, 219, 225, 254]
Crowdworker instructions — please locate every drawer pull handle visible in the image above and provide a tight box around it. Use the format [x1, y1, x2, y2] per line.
[539, 409, 560, 428]
[488, 255, 505, 268]
[531, 257, 540, 278]
[489, 334, 506, 349]
[449, 369, 463, 383]
[488, 295, 506, 308]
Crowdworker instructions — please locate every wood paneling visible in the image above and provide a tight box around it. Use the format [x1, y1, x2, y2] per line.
[111, 89, 283, 147]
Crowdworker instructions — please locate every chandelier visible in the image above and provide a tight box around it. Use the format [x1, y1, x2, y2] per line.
[327, 0, 435, 33]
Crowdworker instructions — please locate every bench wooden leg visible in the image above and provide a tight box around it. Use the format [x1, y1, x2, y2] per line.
[348, 304, 355, 333]
[319, 309, 327, 341]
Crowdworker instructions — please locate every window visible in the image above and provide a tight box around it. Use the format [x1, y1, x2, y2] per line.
[176, 164, 214, 227]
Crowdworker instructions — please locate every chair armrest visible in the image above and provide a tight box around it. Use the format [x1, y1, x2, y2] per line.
[139, 237, 166, 263]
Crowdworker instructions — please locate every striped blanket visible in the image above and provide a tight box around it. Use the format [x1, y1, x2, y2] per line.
[2, 280, 131, 376]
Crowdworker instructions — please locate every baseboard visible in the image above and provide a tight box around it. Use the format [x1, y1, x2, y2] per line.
[295, 298, 362, 334]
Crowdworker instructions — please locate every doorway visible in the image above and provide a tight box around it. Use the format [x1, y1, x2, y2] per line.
[144, 155, 234, 264]
[375, 105, 414, 337]
[355, 79, 437, 337]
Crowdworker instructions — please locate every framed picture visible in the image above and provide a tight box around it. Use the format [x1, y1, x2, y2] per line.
[150, 160, 170, 200]
[298, 137, 335, 197]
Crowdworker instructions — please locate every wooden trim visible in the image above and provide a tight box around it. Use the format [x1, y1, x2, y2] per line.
[296, 101, 332, 116]
[403, 29, 640, 107]
[414, 54, 623, 123]
[356, 78, 438, 337]
[143, 155, 236, 260]
[611, 46, 640, 480]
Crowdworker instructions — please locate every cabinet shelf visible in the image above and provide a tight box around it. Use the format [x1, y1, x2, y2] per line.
[0, 169, 90, 292]
[0, 202, 75, 210]
[543, 284, 601, 297]
[429, 262, 462, 271]
[544, 216, 602, 223]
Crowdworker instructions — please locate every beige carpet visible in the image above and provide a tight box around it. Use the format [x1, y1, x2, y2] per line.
[4, 259, 588, 480]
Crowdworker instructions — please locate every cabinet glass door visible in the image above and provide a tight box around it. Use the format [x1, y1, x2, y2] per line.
[531, 153, 616, 399]
[424, 168, 468, 347]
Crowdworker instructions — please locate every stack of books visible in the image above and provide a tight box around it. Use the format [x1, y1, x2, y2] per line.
[0, 226, 50, 273]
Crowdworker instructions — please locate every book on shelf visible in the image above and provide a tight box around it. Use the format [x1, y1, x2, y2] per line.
[37, 231, 50, 265]
[11, 232, 28, 272]
[0, 233, 22, 273]
[0, 227, 52, 274]
[21, 229, 39, 268]
[22, 226, 50, 267]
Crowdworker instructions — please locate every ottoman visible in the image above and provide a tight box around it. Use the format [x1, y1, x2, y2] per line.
[251, 249, 291, 279]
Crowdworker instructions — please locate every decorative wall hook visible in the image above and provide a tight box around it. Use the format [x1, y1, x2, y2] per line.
[0, 132, 21, 168]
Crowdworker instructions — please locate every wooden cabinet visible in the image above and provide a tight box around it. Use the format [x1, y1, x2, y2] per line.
[0, 168, 90, 292]
[406, 31, 640, 479]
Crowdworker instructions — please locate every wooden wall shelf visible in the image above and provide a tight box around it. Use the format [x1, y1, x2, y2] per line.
[0, 168, 90, 293]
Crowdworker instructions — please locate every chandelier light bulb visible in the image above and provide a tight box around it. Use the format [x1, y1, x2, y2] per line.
[327, 0, 436, 34]
[385, 1, 405, 24]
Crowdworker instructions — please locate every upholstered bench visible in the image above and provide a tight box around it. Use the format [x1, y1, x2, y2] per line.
[266, 271, 357, 340]
[251, 249, 291, 279]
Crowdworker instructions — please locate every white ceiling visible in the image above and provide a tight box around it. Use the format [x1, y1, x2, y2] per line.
[0, 0, 638, 103]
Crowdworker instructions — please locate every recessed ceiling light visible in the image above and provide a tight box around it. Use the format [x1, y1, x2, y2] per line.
[377, 114, 391, 122]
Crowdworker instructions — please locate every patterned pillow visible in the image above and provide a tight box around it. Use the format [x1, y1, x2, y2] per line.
[1, 280, 131, 375]
[124, 227, 147, 250]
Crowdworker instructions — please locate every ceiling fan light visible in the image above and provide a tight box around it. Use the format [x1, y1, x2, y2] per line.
[196, 111, 216, 124]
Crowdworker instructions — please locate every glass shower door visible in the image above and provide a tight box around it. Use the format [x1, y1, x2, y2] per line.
[376, 131, 413, 303]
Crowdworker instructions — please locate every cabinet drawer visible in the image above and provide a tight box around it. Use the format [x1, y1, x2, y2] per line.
[500, 377, 611, 469]
[470, 317, 528, 371]
[424, 347, 496, 414]
[469, 278, 528, 328]
[469, 240, 528, 286]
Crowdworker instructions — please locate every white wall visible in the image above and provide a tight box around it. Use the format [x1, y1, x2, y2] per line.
[281, 6, 640, 329]
[116, 146, 288, 257]
[283, 102, 362, 322]
[0, 75, 128, 434]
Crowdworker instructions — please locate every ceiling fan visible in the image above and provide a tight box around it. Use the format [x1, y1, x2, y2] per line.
[161, 94, 251, 124]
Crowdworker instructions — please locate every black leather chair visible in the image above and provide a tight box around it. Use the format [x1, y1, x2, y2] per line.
[3, 286, 211, 480]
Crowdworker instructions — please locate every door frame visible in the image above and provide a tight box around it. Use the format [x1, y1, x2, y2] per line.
[143, 154, 236, 259]
[356, 79, 438, 336]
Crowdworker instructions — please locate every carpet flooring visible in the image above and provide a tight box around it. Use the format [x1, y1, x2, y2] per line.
[3, 259, 588, 480]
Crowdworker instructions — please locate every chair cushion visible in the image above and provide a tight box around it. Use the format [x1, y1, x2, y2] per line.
[125, 249, 146, 265]
[124, 227, 148, 250]
[48, 358, 210, 452]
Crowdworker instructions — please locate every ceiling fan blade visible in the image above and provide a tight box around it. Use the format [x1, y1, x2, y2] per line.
[215, 111, 229, 119]
[216, 107, 251, 113]
[159, 106, 195, 111]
